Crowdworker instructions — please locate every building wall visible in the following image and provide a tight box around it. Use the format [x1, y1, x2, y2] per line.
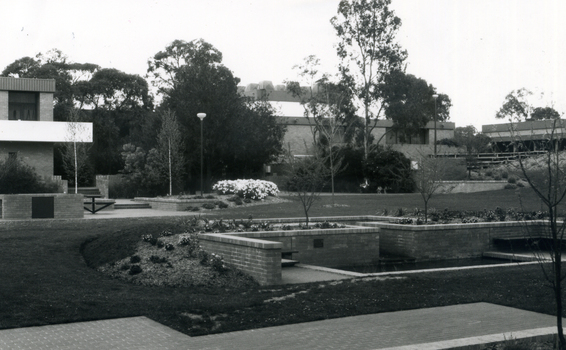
[0, 91, 7, 120]
[39, 93, 53, 121]
[0, 141, 54, 179]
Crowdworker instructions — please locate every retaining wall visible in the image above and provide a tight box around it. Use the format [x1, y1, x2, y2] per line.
[0, 193, 84, 220]
[359, 221, 547, 261]
[199, 224, 380, 285]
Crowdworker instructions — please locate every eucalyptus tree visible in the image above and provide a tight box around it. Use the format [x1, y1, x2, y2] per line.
[331, 0, 407, 159]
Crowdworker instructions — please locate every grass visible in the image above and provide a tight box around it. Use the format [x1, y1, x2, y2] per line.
[0, 188, 564, 337]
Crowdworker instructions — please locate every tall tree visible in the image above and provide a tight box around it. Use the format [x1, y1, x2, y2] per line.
[331, 0, 407, 159]
[62, 108, 92, 192]
[147, 39, 285, 188]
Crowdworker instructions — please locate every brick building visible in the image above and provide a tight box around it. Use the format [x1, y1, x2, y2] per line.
[0, 77, 93, 180]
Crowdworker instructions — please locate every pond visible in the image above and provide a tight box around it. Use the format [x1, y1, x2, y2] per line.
[335, 257, 519, 274]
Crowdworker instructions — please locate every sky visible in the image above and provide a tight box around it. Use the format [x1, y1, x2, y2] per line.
[1, 0, 566, 131]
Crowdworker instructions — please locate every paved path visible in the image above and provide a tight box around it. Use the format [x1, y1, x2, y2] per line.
[0, 303, 559, 349]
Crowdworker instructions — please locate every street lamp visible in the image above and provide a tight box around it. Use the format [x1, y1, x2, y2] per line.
[197, 113, 206, 196]
[438, 94, 442, 157]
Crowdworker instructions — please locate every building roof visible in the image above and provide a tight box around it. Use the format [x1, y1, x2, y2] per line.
[0, 77, 56, 93]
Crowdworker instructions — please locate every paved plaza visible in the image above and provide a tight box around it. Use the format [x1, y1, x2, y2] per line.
[0, 303, 559, 349]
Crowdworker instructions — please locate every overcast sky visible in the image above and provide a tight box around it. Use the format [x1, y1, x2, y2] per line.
[2, 0, 565, 130]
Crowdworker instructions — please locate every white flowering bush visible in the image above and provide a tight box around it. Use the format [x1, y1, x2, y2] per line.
[212, 179, 279, 200]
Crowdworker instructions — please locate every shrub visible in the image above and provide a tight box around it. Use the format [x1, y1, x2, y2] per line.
[0, 157, 59, 194]
[485, 170, 493, 177]
[178, 233, 200, 257]
[501, 171, 509, 179]
[507, 176, 517, 184]
[212, 179, 279, 199]
[164, 243, 175, 251]
[504, 183, 517, 190]
[149, 255, 167, 264]
[128, 265, 142, 275]
[156, 240, 165, 248]
[202, 203, 216, 210]
[215, 201, 229, 209]
[129, 255, 141, 263]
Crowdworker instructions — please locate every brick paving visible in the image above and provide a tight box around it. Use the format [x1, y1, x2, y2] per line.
[0, 303, 561, 349]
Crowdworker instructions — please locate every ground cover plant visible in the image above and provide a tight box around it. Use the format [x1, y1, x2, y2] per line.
[1, 189, 565, 339]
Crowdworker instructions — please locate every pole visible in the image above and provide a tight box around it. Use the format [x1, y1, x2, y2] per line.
[200, 118, 204, 197]
[438, 95, 442, 157]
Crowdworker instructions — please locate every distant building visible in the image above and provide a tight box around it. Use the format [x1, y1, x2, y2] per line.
[239, 80, 457, 160]
[482, 119, 566, 152]
[0, 77, 93, 180]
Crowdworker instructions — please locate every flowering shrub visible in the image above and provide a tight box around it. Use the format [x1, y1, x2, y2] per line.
[212, 179, 279, 200]
[178, 233, 200, 257]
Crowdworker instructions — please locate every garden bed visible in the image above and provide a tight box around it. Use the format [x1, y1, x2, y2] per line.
[134, 194, 289, 211]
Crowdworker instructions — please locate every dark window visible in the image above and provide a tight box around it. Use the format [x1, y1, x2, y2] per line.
[32, 197, 55, 219]
[9, 92, 38, 121]
[313, 239, 324, 248]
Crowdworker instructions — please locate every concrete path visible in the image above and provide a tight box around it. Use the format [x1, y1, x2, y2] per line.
[0, 303, 559, 349]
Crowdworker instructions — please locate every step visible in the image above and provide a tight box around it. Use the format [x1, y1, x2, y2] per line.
[281, 259, 299, 267]
[483, 251, 548, 262]
[114, 203, 152, 210]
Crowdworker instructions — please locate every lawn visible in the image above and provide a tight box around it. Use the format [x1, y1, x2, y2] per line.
[0, 188, 563, 337]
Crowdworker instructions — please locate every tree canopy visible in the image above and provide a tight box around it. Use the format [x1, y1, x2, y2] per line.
[380, 70, 451, 137]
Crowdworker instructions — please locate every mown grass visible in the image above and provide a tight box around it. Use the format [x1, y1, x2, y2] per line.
[0, 189, 563, 336]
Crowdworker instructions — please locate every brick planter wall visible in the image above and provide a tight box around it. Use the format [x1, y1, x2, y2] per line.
[238, 226, 380, 268]
[359, 221, 547, 261]
[0, 194, 84, 220]
[199, 234, 282, 285]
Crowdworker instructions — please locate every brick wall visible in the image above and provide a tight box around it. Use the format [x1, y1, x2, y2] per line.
[199, 234, 282, 285]
[238, 226, 380, 268]
[361, 221, 548, 261]
[0, 141, 54, 179]
[0, 194, 83, 220]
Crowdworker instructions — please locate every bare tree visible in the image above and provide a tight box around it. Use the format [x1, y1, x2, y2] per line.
[506, 117, 566, 349]
[63, 108, 91, 194]
[412, 155, 446, 223]
[156, 109, 185, 196]
[285, 144, 328, 227]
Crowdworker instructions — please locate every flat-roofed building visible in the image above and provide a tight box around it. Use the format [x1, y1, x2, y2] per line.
[482, 119, 566, 152]
[0, 77, 93, 180]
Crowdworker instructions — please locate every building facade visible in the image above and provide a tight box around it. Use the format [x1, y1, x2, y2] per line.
[240, 80, 457, 160]
[482, 119, 566, 152]
[0, 77, 93, 180]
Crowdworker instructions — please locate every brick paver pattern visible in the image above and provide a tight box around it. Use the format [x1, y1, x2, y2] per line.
[0, 303, 561, 350]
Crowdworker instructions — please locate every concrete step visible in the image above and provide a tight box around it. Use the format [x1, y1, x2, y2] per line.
[282, 259, 299, 267]
[114, 203, 152, 210]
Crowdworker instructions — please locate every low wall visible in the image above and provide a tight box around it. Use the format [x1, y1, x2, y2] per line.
[359, 221, 546, 261]
[436, 181, 508, 193]
[134, 197, 217, 211]
[0, 193, 84, 220]
[199, 234, 282, 285]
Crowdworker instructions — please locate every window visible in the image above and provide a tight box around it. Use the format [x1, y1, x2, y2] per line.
[8, 92, 38, 121]
[386, 128, 428, 145]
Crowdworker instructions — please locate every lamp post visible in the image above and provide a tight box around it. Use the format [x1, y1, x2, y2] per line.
[438, 95, 442, 157]
[197, 113, 206, 196]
